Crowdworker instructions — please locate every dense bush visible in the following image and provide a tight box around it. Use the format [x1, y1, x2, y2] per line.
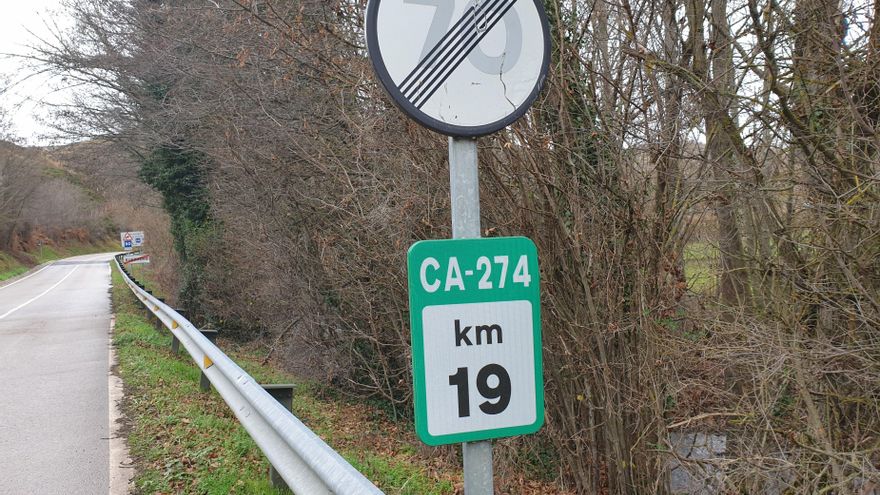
[140, 143, 216, 321]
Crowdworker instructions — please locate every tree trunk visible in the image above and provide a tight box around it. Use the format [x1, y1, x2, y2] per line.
[687, 0, 750, 307]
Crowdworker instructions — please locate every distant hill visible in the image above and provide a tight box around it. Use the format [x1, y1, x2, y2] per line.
[48, 140, 178, 295]
[0, 139, 149, 259]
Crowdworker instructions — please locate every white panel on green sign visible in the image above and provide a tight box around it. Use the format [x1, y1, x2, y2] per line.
[422, 301, 536, 437]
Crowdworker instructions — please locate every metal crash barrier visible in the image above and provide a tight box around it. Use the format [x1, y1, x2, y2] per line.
[114, 255, 383, 495]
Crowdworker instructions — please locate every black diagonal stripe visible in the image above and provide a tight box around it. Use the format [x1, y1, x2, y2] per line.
[403, 0, 513, 103]
[399, 3, 479, 93]
[411, 0, 519, 109]
[410, 0, 517, 107]
[399, 0, 502, 95]
[400, 0, 504, 98]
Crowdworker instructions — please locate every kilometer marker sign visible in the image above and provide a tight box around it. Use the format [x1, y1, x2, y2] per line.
[366, 0, 551, 137]
[407, 237, 543, 445]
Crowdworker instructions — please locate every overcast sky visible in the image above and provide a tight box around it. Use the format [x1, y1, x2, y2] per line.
[0, 0, 73, 145]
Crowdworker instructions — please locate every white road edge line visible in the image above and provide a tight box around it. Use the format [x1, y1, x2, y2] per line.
[0, 266, 78, 320]
[0, 264, 53, 291]
[108, 315, 133, 495]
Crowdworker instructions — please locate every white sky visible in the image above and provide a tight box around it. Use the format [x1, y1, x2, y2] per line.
[0, 0, 73, 145]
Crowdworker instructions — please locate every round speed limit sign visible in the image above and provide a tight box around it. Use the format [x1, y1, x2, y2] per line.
[366, 0, 551, 137]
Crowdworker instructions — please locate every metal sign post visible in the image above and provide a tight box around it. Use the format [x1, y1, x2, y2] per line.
[367, 2, 550, 493]
[450, 137, 492, 494]
[450, 138, 480, 239]
[407, 140, 543, 491]
[464, 440, 493, 494]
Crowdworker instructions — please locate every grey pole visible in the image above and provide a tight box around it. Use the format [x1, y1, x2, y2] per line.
[464, 441, 494, 494]
[449, 136, 494, 495]
[450, 137, 481, 239]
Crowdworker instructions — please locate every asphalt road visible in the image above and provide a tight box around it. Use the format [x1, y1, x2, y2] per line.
[0, 253, 118, 495]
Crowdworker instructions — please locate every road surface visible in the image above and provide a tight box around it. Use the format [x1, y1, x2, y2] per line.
[0, 253, 120, 495]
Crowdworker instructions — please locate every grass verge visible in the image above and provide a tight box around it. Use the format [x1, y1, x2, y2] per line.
[33, 238, 119, 264]
[125, 262, 168, 299]
[111, 264, 457, 494]
[0, 252, 30, 281]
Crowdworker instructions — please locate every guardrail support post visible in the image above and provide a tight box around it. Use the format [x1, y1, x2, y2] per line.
[153, 298, 166, 330]
[143, 290, 158, 327]
[171, 309, 187, 353]
[262, 384, 296, 493]
[199, 329, 218, 392]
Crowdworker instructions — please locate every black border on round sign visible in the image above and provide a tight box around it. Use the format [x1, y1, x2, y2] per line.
[366, 0, 552, 138]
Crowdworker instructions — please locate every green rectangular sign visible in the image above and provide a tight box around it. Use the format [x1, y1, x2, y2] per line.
[407, 236, 543, 446]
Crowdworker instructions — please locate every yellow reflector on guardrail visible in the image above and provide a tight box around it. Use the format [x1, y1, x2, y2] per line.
[204, 356, 214, 369]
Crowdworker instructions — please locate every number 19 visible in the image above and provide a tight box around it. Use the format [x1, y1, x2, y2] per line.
[448, 364, 511, 417]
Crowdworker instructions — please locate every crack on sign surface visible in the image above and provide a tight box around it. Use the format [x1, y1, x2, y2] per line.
[499, 51, 516, 110]
[437, 84, 450, 122]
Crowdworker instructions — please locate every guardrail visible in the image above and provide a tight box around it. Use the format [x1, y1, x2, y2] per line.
[113, 255, 384, 495]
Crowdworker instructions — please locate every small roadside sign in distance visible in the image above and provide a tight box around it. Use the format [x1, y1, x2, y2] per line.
[123, 254, 150, 265]
[121, 232, 133, 251]
[366, 0, 551, 137]
[120, 231, 145, 250]
[407, 236, 543, 445]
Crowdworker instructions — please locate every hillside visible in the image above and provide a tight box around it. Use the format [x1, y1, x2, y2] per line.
[50, 140, 179, 296]
[0, 140, 173, 282]
[0, 141, 104, 253]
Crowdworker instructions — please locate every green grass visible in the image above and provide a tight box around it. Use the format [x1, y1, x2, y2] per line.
[113, 268, 282, 495]
[38, 238, 119, 263]
[126, 262, 168, 299]
[0, 252, 29, 281]
[111, 265, 456, 495]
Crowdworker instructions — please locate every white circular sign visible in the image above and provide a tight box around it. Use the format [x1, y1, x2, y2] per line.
[366, 0, 551, 137]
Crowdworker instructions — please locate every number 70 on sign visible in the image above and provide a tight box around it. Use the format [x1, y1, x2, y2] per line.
[407, 237, 543, 446]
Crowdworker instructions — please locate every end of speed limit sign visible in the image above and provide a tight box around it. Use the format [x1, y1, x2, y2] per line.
[366, 0, 551, 137]
[407, 237, 543, 445]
